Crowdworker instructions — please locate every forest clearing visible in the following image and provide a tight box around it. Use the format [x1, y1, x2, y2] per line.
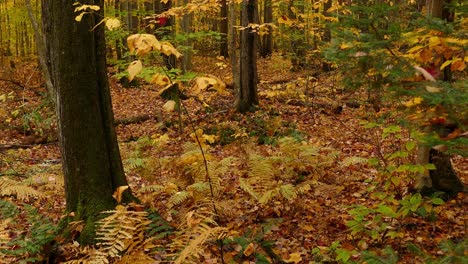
[0, 0, 467, 263]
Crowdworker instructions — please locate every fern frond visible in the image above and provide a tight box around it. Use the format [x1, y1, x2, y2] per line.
[95, 204, 153, 260]
[342, 156, 368, 166]
[0, 178, 45, 201]
[279, 184, 297, 200]
[174, 225, 226, 264]
[239, 178, 260, 200]
[0, 199, 19, 219]
[0, 219, 11, 251]
[124, 157, 146, 170]
[168, 191, 191, 208]
[248, 154, 274, 184]
[140, 184, 165, 193]
[259, 189, 278, 204]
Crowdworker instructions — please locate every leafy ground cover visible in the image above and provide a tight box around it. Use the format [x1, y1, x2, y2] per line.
[0, 55, 466, 263]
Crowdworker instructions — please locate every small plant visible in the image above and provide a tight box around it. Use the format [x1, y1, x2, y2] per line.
[311, 241, 358, 263]
[0, 202, 58, 263]
[407, 239, 468, 264]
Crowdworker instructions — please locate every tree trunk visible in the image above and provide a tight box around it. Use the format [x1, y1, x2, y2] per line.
[220, 0, 229, 58]
[321, 0, 332, 71]
[229, 1, 240, 94]
[41, 0, 135, 243]
[237, 0, 258, 113]
[182, 0, 193, 72]
[260, 0, 272, 58]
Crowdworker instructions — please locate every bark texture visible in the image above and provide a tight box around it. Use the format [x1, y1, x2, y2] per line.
[237, 0, 258, 113]
[42, 0, 134, 243]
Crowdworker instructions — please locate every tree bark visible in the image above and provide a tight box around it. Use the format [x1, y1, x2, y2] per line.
[260, 0, 272, 58]
[229, 1, 240, 94]
[41, 0, 135, 243]
[220, 0, 229, 58]
[237, 0, 258, 113]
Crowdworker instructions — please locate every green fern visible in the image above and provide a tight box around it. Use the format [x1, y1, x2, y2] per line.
[0, 204, 57, 262]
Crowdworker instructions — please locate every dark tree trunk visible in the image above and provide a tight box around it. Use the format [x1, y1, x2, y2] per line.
[220, 0, 229, 58]
[237, 0, 258, 113]
[41, 0, 135, 243]
[260, 0, 272, 58]
[321, 0, 332, 71]
[427, 148, 465, 197]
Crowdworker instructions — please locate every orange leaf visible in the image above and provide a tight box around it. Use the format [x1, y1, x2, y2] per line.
[451, 60, 466, 71]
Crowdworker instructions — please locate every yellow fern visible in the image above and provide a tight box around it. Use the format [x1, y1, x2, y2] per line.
[0, 178, 45, 201]
[169, 206, 226, 264]
[168, 191, 191, 208]
[94, 204, 154, 261]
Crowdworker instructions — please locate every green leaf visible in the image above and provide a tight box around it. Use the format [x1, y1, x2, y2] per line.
[431, 197, 445, 205]
[405, 141, 416, 151]
[336, 248, 352, 262]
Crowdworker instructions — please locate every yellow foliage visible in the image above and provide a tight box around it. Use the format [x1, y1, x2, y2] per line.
[0, 178, 45, 201]
[403, 97, 423, 107]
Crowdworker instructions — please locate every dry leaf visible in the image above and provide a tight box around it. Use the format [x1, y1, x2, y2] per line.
[163, 100, 176, 112]
[127, 34, 161, 56]
[105, 18, 121, 30]
[285, 252, 302, 263]
[112, 185, 129, 203]
[425, 86, 441, 93]
[243, 243, 255, 257]
[127, 60, 142, 82]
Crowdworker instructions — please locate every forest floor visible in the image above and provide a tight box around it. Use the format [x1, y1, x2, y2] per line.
[0, 55, 466, 263]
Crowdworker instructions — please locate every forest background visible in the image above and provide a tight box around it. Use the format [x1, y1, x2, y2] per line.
[0, 0, 467, 263]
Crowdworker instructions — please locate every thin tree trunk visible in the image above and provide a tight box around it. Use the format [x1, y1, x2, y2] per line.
[237, 0, 258, 113]
[220, 0, 229, 57]
[182, 0, 193, 72]
[25, 0, 55, 104]
[229, 1, 240, 94]
[260, 0, 272, 58]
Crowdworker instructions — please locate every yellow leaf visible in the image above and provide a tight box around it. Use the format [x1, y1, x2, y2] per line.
[75, 12, 84, 22]
[428, 36, 441, 47]
[160, 41, 182, 58]
[340, 42, 353, 49]
[285, 252, 302, 263]
[127, 34, 161, 56]
[112, 186, 129, 204]
[202, 134, 218, 144]
[439, 59, 452, 70]
[163, 100, 176, 112]
[192, 76, 226, 95]
[151, 73, 171, 86]
[105, 18, 121, 30]
[407, 45, 424, 54]
[127, 60, 142, 82]
[243, 243, 255, 257]
[326, 3, 339, 13]
[404, 97, 423, 107]
[425, 86, 441, 93]
[0, 94, 6, 102]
